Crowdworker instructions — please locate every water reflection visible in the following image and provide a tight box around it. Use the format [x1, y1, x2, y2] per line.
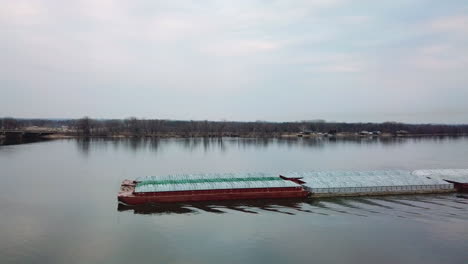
[72, 136, 468, 155]
[117, 194, 468, 219]
[76, 138, 90, 156]
[0, 137, 49, 146]
[118, 198, 309, 215]
[2, 137, 468, 264]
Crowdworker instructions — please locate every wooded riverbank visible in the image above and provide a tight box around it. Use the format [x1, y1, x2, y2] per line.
[2, 117, 468, 139]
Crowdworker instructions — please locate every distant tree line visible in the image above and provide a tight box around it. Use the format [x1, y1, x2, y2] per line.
[2, 117, 468, 137]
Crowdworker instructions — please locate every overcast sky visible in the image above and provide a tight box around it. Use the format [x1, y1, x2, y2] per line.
[1, 0, 467, 123]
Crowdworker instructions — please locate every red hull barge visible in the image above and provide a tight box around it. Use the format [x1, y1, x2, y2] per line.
[118, 180, 309, 205]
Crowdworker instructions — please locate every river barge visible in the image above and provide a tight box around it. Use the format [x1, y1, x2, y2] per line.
[118, 173, 309, 205]
[118, 169, 468, 205]
[282, 170, 456, 198]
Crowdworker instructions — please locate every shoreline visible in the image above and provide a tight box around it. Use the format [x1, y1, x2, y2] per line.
[42, 133, 468, 140]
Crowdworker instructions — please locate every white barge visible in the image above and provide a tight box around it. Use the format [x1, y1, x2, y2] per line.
[281, 169, 468, 197]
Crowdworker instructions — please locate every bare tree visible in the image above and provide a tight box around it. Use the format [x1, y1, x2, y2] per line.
[77, 117, 91, 136]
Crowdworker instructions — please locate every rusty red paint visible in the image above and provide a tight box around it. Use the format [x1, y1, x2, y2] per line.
[445, 180, 468, 192]
[118, 180, 309, 205]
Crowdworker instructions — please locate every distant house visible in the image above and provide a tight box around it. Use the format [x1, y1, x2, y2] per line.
[360, 131, 371, 136]
[297, 131, 312, 137]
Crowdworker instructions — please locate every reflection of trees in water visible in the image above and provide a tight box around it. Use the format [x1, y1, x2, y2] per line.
[216, 138, 226, 152]
[176, 137, 227, 153]
[73, 136, 468, 155]
[180, 138, 202, 152]
[128, 138, 143, 151]
[148, 138, 160, 153]
[0, 138, 48, 146]
[378, 135, 467, 147]
[76, 138, 163, 155]
[202, 137, 210, 152]
[226, 138, 314, 149]
[410, 135, 466, 143]
[76, 138, 90, 156]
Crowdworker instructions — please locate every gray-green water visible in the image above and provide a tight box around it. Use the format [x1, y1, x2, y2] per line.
[1, 137, 467, 264]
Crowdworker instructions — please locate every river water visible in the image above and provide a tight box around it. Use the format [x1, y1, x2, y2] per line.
[0, 137, 467, 264]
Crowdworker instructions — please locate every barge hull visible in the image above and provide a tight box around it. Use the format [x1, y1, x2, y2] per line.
[119, 185, 309, 205]
[120, 191, 308, 205]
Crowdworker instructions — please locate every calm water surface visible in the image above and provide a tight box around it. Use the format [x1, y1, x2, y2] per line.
[1, 137, 468, 264]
